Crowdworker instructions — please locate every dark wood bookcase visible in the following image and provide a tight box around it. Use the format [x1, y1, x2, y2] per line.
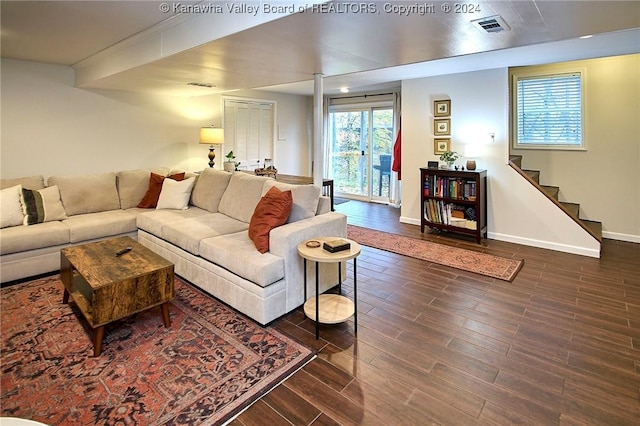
[420, 167, 487, 243]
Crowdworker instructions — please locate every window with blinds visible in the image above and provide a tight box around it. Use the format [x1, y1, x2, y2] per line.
[223, 98, 275, 169]
[512, 71, 585, 150]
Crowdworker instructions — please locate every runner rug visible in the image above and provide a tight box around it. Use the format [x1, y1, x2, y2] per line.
[1, 276, 313, 425]
[347, 225, 523, 282]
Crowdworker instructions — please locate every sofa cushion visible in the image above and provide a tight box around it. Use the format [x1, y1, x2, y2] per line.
[0, 221, 70, 255]
[218, 172, 270, 223]
[161, 213, 249, 256]
[1, 175, 45, 190]
[63, 210, 138, 243]
[21, 185, 67, 225]
[190, 168, 232, 213]
[1, 185, 24, 228]
[263, 180, 321, 223]
[117, 168, 171, 209]
[48, 172, 120, 216]
[249, 186, 293, 253]
[156, 177, 195, 210]
[137, 172, 185, 208]
[136, 207, 210, 239]
[199, 232, 285, 288]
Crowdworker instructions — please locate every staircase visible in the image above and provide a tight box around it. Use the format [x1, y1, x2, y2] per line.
[509, 155, 602, 243]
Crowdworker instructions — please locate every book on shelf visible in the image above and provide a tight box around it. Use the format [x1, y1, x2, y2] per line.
[451, 209, 465, 219]
[423, 174, 477, 201]
[450, 217, 466, 227]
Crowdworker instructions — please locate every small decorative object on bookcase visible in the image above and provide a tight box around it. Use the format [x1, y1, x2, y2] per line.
[439, 150, 459, 169]
[464, 145, 480, 171]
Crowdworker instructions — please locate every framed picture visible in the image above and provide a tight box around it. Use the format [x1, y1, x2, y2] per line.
[434, 138, 450, 154]
[434, 118, 451, 136]
[434, 99, 451, 117]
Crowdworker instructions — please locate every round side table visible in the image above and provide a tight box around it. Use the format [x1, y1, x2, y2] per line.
[297, 237, 361, 339]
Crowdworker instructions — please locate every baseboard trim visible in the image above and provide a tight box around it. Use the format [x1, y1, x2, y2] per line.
[399, 216, 421, 226]
[601, 231, 640, 244]
[400, 217, 602, 258]
[488, 232, 600, 258]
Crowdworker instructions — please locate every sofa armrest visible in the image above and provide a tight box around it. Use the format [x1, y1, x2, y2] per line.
[269, 211, 347, 312]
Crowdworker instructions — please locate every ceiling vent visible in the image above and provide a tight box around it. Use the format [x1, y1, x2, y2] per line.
[471, 15, 510, 33]
[187, 82, 216, 88]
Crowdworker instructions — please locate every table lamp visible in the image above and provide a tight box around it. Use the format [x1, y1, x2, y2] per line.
[199, 127, 224, 167]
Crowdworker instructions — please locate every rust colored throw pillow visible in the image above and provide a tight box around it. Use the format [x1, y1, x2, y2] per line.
[137, 172, 185, 208]
[248, 186, 293, 253]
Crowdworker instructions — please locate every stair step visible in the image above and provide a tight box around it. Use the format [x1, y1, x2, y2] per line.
[509, 155, 522, 168]
[524, 169, 540, 184]
[541, 185, 559, 200]
[581, 220, 603, 242]
[560, 202, 580, 218]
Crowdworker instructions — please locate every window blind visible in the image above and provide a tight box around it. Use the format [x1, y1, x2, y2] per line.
[515, 72, 583, 146]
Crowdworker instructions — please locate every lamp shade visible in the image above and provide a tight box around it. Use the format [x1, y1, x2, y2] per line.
[199, 127, 224, 145]
[464, 144, 480, 158]
[464, 145, 480, 171]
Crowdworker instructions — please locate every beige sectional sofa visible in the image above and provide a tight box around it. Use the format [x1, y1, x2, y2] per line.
[1, 168, 347, 325]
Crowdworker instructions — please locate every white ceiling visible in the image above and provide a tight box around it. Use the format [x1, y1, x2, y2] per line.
[2, 1, 639, 96]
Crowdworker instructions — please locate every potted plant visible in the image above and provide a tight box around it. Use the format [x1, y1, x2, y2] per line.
[439, 151, 459, 169]
[223, 151, 240, 172]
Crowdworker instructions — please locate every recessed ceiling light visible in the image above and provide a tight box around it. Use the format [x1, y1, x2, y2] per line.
[580, 35, 593, 39]
[340, 87, 349, 93]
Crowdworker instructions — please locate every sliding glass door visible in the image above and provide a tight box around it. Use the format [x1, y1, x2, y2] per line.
[328, 103, 394, 202]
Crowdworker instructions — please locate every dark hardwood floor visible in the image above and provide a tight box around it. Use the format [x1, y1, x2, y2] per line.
[231, 200, 640, 426]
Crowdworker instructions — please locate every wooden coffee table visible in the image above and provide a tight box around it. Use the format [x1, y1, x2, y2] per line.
[60, 236, 174, 356]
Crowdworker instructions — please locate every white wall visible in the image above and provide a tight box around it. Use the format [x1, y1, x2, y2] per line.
[401, 68, 601, 257]
[1, 59, 312, 180]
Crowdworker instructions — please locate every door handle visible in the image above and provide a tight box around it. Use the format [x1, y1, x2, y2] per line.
[361, 150, 365, 156]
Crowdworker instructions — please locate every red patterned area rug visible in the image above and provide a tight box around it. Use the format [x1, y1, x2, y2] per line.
[1, 276, 313, 425]
[347, 225, 523, 282]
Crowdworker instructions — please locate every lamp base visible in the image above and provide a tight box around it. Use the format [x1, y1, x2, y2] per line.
[208, 146, 216, 168]
[466, 160, 476, 170]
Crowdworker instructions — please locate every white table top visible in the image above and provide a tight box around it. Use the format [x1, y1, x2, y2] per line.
[297, 237, 361, 262]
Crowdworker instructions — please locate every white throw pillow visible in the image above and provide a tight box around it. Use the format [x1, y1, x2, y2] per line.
[1, 185, 25, 228]
[156, 177, 196, 210]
